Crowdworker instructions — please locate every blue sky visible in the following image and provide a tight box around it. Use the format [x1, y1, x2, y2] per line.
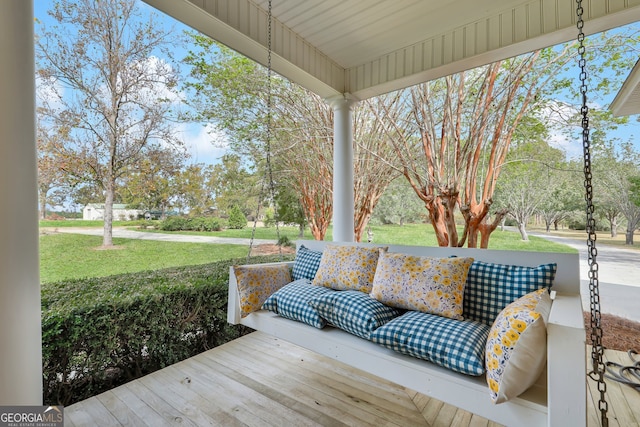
[34, 0, 640, 163]
[34, 0, 227, 166]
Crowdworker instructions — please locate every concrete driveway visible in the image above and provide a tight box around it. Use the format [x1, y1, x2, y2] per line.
[529, 231, 640, 322]
[52, 226, 275, 246]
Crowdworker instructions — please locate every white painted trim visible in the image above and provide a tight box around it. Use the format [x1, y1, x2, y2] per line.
[0, 0, 43, 404]
[328, 96, 356, 242]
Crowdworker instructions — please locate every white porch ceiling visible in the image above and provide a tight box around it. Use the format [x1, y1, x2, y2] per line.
[143, 0, 640, 101]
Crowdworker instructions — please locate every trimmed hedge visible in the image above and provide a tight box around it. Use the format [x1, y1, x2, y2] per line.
[41, 254, 293, 406]
[158, 216, 225, 232]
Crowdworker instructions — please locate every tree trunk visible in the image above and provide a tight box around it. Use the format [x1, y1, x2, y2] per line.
[354, 212, 372, 243]
[626, 228, 634, 245]
[610, 217, 618, 238]
[39, 194, 47, 220]
[517, 222, 529, 241]
[441, 190, 459, 247]
[298, 223, 305, 238]
[103, 180, 114, 247]
[478, 209, 508, 248]
[426, 202, 449, 246]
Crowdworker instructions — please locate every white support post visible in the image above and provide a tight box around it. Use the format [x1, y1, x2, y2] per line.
[328, 95, 356, 242]
[0, 0, 43, 405]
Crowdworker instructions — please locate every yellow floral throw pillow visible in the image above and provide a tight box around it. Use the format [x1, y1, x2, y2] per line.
[369, 250, 474, 320]
[485, 288, 552, 404]
[233, 264, 292, 318]
[312, 245, 383, 292]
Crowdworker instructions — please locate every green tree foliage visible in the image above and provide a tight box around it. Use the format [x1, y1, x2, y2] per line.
[120, 148, 186, 218]
[592, 140, 640, 244]
[228, 204, 247, 229]
[275, 185, 307, 237]
[495, 137, 568, 240]
[630, 176, 640, 207]
[373, 178, 424, 225]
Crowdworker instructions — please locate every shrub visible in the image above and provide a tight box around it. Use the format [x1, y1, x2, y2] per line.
[228, 205, 247, 229]
[158, 216, 225, 232]
[41, 255, 291, 406]
[264, 207, 276, 228]
[159, 216, 188, 231]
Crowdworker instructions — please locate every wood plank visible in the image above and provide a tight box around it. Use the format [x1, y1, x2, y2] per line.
[604, 349, 640, 426]
[64, 397, 121, 427]
[206, 335, 421, 426]
[244, 333, 420, 416]
[598, 353, 636, 427]
[204, 346, 396, 426]
[185, 344, 348, 426]
[94, 390, 149, 426]
[123, 379, 202, 427]
[237, 334, 426, 423]
[171, 353, 325, 426]
[136, 364, 245, 427]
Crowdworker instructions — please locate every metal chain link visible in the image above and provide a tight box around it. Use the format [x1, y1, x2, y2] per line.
[576, 0, 608, 424]
[247, 0, 282, 262]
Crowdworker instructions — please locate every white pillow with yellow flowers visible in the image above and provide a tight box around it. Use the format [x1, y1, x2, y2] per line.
[312, 244, 383, 293]
[233, 263, 292, 318]
[369, 250, 474, 320]
[485, 288, 551, 404]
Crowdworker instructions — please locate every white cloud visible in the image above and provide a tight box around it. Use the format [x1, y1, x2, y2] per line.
[548, 129, 584, 160]
[35, 75, 64, 111]
[177, 122, 228, 165]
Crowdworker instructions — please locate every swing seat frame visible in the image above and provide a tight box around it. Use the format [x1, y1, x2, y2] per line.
[228, 240, 586, 427]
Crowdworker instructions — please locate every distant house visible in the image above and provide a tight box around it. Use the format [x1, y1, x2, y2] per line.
[82, 204, 143, 221]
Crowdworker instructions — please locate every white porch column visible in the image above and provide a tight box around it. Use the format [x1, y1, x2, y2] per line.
[0, 0, 43, 404]
[328, 95, 356, 242]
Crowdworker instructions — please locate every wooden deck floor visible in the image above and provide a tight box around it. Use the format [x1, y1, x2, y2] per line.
[66, 332, 639, 426]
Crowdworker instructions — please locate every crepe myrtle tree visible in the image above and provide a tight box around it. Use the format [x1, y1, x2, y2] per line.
[183, 35, 401, 242]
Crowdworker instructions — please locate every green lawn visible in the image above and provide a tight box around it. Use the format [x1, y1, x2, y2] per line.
[40, 221, 576, 283]
[39, 233, 248, 283]
[124, 223, 576, 252]
[126, 222, 575, 252]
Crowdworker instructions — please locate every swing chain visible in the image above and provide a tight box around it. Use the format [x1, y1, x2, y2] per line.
[247, 0, 282, 262]
[576, 0, 609, 424]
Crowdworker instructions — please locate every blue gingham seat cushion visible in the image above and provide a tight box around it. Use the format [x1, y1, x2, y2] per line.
[463, 261, 557, 326]
[291, 245, 323, 281]
[308, 290, 404, 339]
[262, 279, 334, 328]
[370, 311, 490, 376]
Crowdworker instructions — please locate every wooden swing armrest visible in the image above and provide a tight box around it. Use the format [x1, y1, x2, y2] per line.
[546, 291, 586, 426]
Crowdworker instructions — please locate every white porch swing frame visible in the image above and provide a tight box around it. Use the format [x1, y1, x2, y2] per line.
[229, 242, 586, 427]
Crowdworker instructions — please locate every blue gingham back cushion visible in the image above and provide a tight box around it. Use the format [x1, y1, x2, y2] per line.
[291, 245, 323, 281]
[261, 278, 334, 328]
[370, 311, 490, 376]
[463, 261, 557, 326]
[308, 290, 404, 339]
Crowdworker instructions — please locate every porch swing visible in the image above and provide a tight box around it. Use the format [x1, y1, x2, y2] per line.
[229, 1, 610, 426]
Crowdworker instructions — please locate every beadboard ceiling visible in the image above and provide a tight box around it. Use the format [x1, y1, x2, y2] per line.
[143, 0, 640, 103]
